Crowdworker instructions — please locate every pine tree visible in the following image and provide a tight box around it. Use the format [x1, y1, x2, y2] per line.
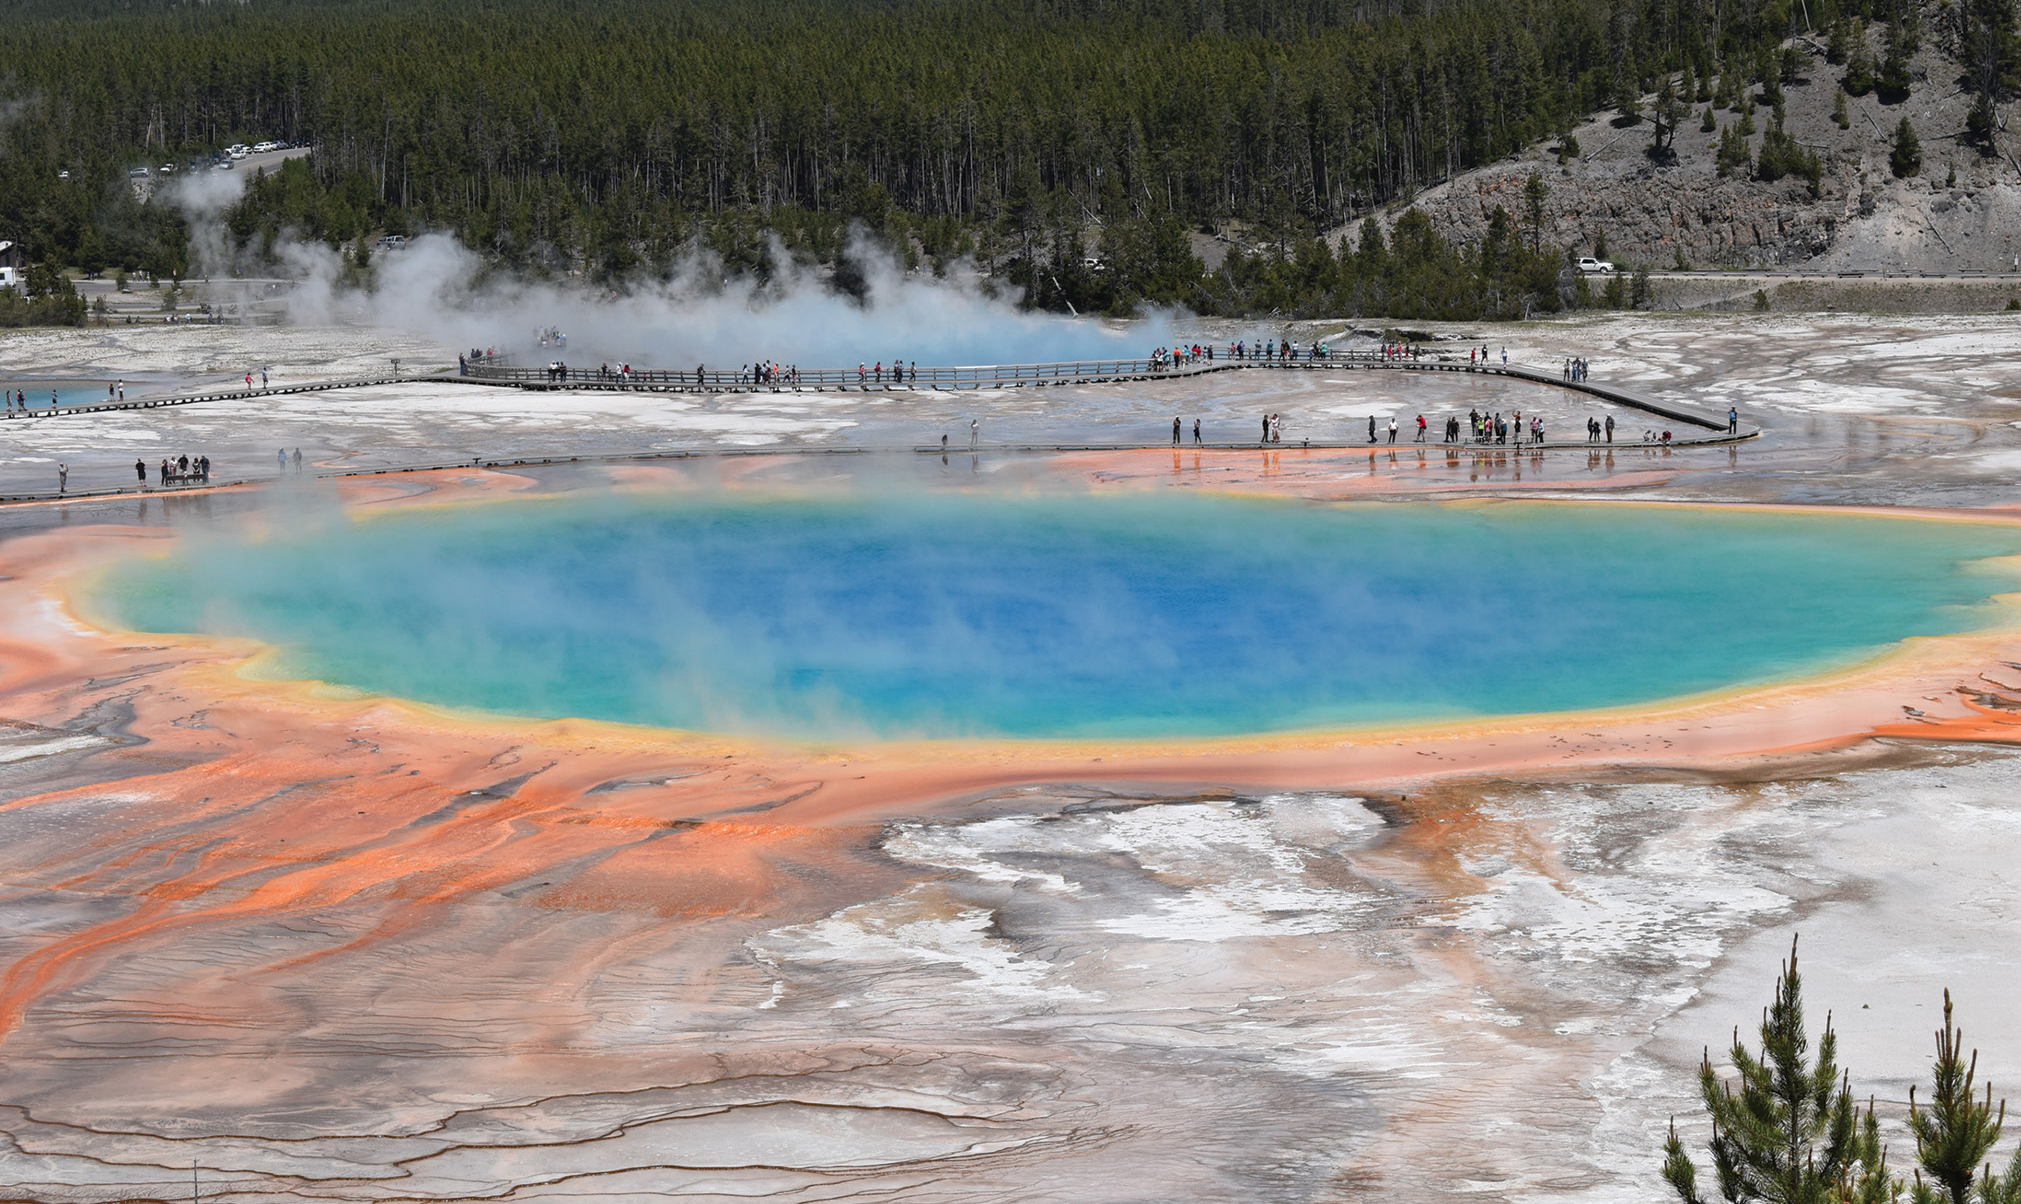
[1878, 20, 1914, 102]
[1980, 1146, 2021, 1204]
[1846, 20, 1877, 95]
[1892, 116, 1924, 177]
[1523, 170, 1548, 252]
[1906, 990, 2005, 1204]
[1661, 936, 1897, 1204]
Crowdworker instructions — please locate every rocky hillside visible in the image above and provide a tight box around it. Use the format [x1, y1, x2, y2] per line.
[1356, 26, 2021, 276]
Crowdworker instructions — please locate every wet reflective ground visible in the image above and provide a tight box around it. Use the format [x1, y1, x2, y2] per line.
[1, 312, 2020, 1202]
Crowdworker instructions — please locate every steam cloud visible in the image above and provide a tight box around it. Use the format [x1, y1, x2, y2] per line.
[169, 168, 1173, 367]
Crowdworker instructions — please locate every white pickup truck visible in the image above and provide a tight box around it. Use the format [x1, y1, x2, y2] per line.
[1576, 256, 1616, 274]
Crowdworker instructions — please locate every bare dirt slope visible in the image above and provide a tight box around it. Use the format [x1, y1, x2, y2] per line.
[1350, 28, 2021, 275]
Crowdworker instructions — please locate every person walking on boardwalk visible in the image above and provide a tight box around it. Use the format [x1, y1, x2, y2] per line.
[1368, 415, 1377, 444]
[969, 418, 979, 450]
[136, 458, 147, 482]
[291, 448, 302, 472]
[1173, 417, 1182, 446]
[1604, 414, 1615, 443]
[1387, 417, 1398, 445]
[277, 448, 287, 473]
[1728, 406, 1738, 434]
[1193, 418, 1202, 445]
[57, 463, 67, 493]
[1416, 414, 1427, 442]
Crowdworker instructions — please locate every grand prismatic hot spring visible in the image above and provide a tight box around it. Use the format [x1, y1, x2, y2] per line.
[90, 493, 2021, 740]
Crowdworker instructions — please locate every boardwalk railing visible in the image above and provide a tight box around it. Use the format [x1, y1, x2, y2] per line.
[461, 350, 1434, 391]
[462, 351, 1737, 433]
[0, 354, 1739, 437]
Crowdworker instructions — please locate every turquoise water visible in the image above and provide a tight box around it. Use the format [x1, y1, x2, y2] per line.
[2, 384, 113, 410]
[94, 494, 2021, 740]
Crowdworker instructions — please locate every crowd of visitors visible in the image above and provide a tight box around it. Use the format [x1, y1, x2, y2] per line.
[1142, 405, 1630, 448]
[140, 453, 213, 486]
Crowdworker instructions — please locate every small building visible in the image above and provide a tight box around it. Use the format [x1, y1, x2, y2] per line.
[0, 240, 21, 289]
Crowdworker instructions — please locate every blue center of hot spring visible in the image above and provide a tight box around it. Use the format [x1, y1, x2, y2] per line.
[97, 494, 2021, 739]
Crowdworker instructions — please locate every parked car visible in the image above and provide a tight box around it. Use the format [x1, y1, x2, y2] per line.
[127, 166, 150, 178]
[1576, 256, 1616, 274]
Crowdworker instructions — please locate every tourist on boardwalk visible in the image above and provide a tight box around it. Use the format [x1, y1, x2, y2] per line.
[1261, 414, 1270, 443]
[1416, 414, 1427, 442]
[1270, 414, 1283, 443]
[1172, 417, 1181, 446]
[1728, 406, 1739, 433]
[291, 448, 302, 471]
[1367, 415, 1376, 444]
[1604, 414, 1615, 443]
[135, 458, 146, 482]
[969, 418, 979, 449]
[57, 463, 66, 493]
[1387, 417, 1398, 445]
[1193, 418, 1202, 445]
[277, 448, 287, 473]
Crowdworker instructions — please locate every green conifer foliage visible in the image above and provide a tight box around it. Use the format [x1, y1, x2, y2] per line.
[1661, 937, 1896, 1204]
[1906, 991, 2005, 1204]
[1893, 117, 1924, 177]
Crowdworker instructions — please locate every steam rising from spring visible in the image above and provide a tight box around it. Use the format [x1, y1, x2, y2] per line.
[168, 167, 1170, 366]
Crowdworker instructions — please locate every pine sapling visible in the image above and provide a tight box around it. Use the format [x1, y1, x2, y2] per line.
[1908, 990, 2006, 1204]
